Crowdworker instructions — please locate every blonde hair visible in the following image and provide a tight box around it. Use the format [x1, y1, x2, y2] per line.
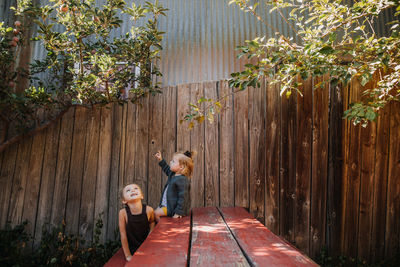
[175, 151, 195, 178]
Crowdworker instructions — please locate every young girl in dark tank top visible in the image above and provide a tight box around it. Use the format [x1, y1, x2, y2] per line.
[119, 184, 155, 262]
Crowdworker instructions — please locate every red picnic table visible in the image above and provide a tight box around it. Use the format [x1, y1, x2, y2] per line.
[104, 206, 319, 267]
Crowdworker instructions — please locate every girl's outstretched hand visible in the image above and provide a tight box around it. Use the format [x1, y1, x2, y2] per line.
[154, 150, 162, 161]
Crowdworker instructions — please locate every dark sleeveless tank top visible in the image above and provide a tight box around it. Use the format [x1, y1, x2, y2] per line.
[125, 204, 150, 254]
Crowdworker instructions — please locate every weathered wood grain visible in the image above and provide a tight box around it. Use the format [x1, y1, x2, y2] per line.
[357, 77, 378, 261]
[118, 104, 127, 190]
[79, 108, 100, 243]
[370, 104, 390, 262]
[21, 126, 46, 248]
[7, 136, 32, 225]
[385, 101, 400, 258]
[65, 107, 87, 236]
[249, 83, 266, 223]
[310, 76, 329, 258]
[177, 83, 191, 152]
[327, 82, 344, 257]
[107, 103, 124, 241]
[189, 83, 205, 208]
[234, 88, 249, 208]
[161, 86, 177, 195]
[204, 81, 219, 206]
[295, 77, 312, 254]
[190, 207, 249, 266]
[134, 96, 149, 193]
[126, 216, 190, 267]
[50, 107, 74, 227]
[265, 78, 281, 233]
[95, 105, 112, 243]
[280, 87, 297, 243]
[220, 207, 318, 267]
[342, 78, 362, 257]
[219, 81, 234, 207]
[148, 92, 164, 209]
[33, 120, 60, 246]
[0, 145, 18, 228]
[124, 102, 137, 186]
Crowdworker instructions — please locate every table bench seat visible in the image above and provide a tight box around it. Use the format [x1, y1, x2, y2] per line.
[104, 207, 318, 267]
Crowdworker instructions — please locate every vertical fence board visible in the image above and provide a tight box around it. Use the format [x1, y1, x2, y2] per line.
[135, 97, 149, 196]
[124, 102, 137, 185]
[65, 107, 87, 235]
[219, 81, 234, 207]
[357, 77, 379, 260]
[118, 103, 128, 195]
[265, 79, 280, 233]
[50, 108, 74, 226]
[8, 137, 32, 225]
[177, 84, 191, 151]
[95, 106, 112, 243]
[370, 105, 390, 262]
[34, 120, 60, 246]
[339, 82, 351, 257]
[0, 146, 18, 228]
[385, 102, 400, 258]
[295, 78, 312, 253]
[204, 81, 219, 206]
[79, 109, 100, 243]
[119, 104, 127, 199]
[189, 83, 205, 208]
[161, 86, 177, 194]
[148, 92, 164, 209]
[234, 89, 249, 208]
[107, 103, 124, 241]
[249, 84, 266, 223]
[327, 83, 345, 257]
[357, 122, 377, 260]
[22, 129, 46, 247]
[310, 76, 329, 258]
[342, 80, 362, 258]
[177, 83, 193, 203]
[280, 89, 297, 243]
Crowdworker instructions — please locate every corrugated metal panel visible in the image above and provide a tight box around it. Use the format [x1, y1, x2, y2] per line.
[156, 0, 281, 86]
[3, 0, 396, 86]
[0, 0, 16, 24]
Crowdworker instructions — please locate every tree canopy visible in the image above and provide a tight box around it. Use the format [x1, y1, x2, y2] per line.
[0, 0, 167, 150]
[186, 0, 400, 127]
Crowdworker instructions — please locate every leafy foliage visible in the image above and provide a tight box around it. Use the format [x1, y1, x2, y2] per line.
[317, 246, 400, 267]
[0, 0, 167, 146]
[0, 218, 120, 267]
[186, 0, 400, 127]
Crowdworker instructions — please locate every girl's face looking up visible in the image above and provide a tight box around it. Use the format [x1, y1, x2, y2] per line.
[122, 184, 143, 203]
[170, 155, 183, 173]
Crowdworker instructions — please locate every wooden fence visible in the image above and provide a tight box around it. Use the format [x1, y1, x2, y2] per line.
[0, 79, 399, 263]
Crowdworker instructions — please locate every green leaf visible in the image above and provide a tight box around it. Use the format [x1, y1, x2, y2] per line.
[319, 45, 334, 55]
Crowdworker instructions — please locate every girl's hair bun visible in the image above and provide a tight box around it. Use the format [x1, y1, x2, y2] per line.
[184, 150, 192, 158]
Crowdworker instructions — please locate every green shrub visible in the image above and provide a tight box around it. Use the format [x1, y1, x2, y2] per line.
[0, 221, 31, 266]
[0, 218, 119, 267]
[317, 247, 400, 267]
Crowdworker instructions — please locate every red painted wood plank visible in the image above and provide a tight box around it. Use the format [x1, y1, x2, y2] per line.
[126, 216, 190, 267]
[103, 248, 126, 267]
[220, 207, 318, 267]
[190, 207, 249, 266]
